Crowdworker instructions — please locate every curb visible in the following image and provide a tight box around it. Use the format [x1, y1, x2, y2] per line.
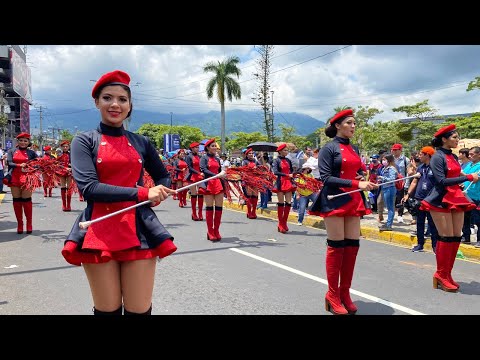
[223, 201, 480, 262]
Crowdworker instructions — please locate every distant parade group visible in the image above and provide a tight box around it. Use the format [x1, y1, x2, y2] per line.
[2, 70, 479, 315]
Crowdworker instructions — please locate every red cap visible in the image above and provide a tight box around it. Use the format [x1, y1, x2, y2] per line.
[16, 132, 31, 139]
[329, 109, 354, 124]
[245, 148, 253, 156]
[43, 146, 52, 151]
[204, 138, 216, 148]
[276, 143, 287, 152]
[60, 140, 70, 146]
[177, 149, 185, 155]
[189, 142, 200, 149]
[391, 143, 403, 151]
[434, 124, 456, 138]
[91, 70, 131, 98]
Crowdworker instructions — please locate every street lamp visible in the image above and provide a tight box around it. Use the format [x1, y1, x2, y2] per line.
[170, 112, 173, 132]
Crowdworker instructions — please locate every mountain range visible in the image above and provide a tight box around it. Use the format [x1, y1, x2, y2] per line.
[31, 108, 326, 137]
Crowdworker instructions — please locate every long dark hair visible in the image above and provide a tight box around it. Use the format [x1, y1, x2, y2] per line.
[431, 130, 456, 148]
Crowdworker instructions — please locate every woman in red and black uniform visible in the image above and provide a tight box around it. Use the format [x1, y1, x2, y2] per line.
[56, 140, 73, 211]
[309, 109, 377, 315]
[61, 70, 177, 315]
[242, 148, 261, 219]
[6, 133, 38, 234]
[41, 145, 55, 197]
[199, 138, 225, 241]
[185, 141, 204, 221]
[420, 124, 478, 292]
[272, 143, 296, 233]
[173, 149, 189, 207]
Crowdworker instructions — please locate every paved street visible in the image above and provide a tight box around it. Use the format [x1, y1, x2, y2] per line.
[1, 188, 480, 315]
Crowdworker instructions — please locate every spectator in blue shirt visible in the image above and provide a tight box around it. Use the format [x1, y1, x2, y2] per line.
[461, 146, 480, 246]
[402, 146, 439, 252]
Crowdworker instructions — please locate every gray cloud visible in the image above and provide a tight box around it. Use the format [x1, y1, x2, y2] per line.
[26, 44, 480, 127]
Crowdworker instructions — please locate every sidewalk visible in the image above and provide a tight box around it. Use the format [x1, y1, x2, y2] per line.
[223, 194, 480, 262]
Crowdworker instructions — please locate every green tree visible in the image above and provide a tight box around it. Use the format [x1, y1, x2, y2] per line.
[136, 123, 205, 149]
[467, 76, 480, 92]
[353, 105, 383, 148]
[60, 129, 74, 143]
[225, 131, 267, 153]
[450, 114, 480, 139]
[203, 55, 242, 153]
[392, 100, 439, 121]
[0, 113, 8, 144]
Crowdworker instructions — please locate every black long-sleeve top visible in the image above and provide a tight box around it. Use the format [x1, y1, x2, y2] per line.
[7, 147, 38, 168]
[422, 147, 472, 207]
[200, 153, 221, 178]
[71, 122, 171, 203]
[310, 136, 365, 213]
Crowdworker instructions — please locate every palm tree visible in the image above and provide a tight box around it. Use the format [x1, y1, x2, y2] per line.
[203, 55, 242, 153]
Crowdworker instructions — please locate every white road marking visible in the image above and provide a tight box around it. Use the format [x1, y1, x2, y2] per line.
[230, 248, 426, 315]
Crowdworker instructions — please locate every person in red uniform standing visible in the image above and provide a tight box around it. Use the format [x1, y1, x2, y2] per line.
[185, 142, 204, 221]
[309, 109, 377, 315]
[173, 149, 189, 207]
[41, 145, 55, 197]
[61, 70, 177, 315]
[420, 124, 478, 292]
[199, 138, 225, 241]
[241, 148, 261, 219]
[272, 143, 296, 233]
[5, 133, 38, 234]
[56, 140, 73, 211]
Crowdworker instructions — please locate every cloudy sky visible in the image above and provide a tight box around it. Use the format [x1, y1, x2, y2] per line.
[25, 45, 480, 127]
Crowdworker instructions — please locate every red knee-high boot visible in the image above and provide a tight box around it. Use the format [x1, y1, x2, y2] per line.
[214, 206, 223, 240]
[48, 187, 53, 197]
[66, 188, 72, 211]
[447, 236, 461, 290]
[325, 240, 348, 315]
[245, 195, 252, 218]
[433, 237, 458, 292]
[23, 197, 33, 234]
[12, 198, 24, 234]
[61, 187, 67, 211]
[43, 183, 48, 197]
[277, 203, 286, 233]
[172, 183, 177, 200]
[205, 206, 217, 241]
[340, 239, 360, 314]
[190, 195, 198, 220]
[250, 195, 258, 219]
[282, 202, 291, 231]
[79, 192, 84, 202]
[197, 195, 204, 220]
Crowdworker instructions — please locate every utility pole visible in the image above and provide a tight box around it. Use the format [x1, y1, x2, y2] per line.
[34, 105, 45, 149]
[170, 112, 173, 133]
[270, 90, 274, 142]
[0, 87, 5, 148]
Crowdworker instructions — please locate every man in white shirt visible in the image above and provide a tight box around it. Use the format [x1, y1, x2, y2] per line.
[304, 148, 320, 180]
[220, 153, 231, 171]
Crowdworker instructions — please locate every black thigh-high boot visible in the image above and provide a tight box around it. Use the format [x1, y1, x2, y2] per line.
[124, 305, 152, 315]
[93, 305, 123, 315]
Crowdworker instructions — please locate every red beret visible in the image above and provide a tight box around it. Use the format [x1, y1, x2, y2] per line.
[189, 142, 200, 149]
[43, 146, 52, 151]
[177, 149, 185, 155]
[276, 143, 287, 152]
[60, 140, 70, 146]
[329, 109, 354, 124]
[204, 138, 216, 148]
[91, 70, 131, 98]
[391, 143, 403, 151]
[16, 132, 31, 139]
[245, 148, 253, 155]
[434, 124, 456, 138]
